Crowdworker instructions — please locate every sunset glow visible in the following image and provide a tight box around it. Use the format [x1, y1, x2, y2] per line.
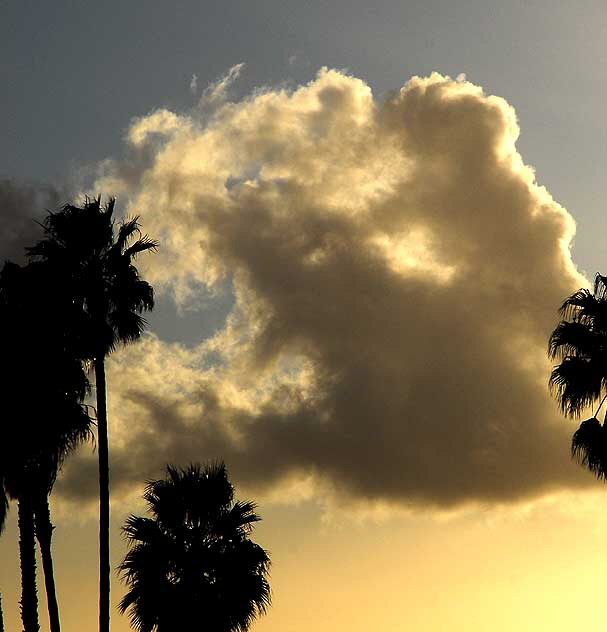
[3, 2, 607, 631]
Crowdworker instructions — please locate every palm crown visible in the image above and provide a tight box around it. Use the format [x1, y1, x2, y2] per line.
[549, 273, 607, 478]
[119, 463, 271, 632]
[0, 260, 92, 500]
[27, 197, 157, 358]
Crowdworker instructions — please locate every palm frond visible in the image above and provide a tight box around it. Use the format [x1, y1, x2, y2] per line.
[571, 417, 607, 479]
[548, 320, 604, 360]
[594, 273, 607, 300]
[549, 355, 604, 417]
[559, 288, 596, 320]
[114, 216, 141, 254]
[124, 237, 159, 259]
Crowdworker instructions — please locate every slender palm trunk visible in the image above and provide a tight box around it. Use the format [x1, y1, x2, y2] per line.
[0, 591, 5, 632]
[95, 357, 110, 632]
[34, 495, 61, 632]
[18, 498, 39, 632]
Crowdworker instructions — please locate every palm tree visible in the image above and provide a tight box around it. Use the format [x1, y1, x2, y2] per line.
[0, 260, 93, 632]
[118, 463, 271, 632]
[27, 197, 157, 632]
[549, 272, 607, 478]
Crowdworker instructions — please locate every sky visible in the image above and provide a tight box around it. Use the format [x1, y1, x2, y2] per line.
[3, 1, 607, 631]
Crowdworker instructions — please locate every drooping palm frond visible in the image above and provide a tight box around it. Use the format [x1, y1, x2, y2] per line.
[559, 288, 597, 320]
[571, 417, 607, 479]
[548, 320, 605, 360]
[558, 279, 607, 333]
[549, 356, 604, 417]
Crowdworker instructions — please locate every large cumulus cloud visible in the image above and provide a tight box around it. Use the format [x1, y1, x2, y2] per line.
[58, 69, 592, 508]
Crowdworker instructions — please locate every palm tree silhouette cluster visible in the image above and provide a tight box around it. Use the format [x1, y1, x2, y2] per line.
[0, 198, 270, 632]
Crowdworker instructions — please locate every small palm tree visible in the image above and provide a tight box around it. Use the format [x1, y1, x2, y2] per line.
[27, 197, 157, 632]
[119, 463, 271, 632]
[0, 260, 92, 632]
[549, 272, 607, 477]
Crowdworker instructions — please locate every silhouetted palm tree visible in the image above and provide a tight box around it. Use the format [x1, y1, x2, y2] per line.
[549, 273, 607, 478]
[27, 197, 157, 632]
[0, 260, 92, 632]
[119, 463, 271, 632]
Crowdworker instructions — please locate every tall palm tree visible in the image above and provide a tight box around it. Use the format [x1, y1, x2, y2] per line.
[118, 463, 271, 632]
[27, 197, 157, 632]
[549, 272, 607, 478]
[0, 260, 93, 632]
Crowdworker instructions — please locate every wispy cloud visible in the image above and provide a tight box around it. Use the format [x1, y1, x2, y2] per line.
[199, 63, 245, 108]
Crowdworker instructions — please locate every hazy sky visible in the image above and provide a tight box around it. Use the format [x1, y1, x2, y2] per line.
[3, 2, 607, 631]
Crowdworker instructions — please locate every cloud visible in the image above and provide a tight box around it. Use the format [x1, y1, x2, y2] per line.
[190, 73, 198, 94]
[199, 63, 245, 108]
[60, 69, 593, 509]
[0, 179, 65, 264]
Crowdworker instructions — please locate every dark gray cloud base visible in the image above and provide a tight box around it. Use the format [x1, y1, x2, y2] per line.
[0, 180, 66, 263]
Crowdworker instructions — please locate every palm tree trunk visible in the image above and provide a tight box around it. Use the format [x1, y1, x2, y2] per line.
[34, 495, 61, 632]
[0, 591, 5, 632]
[95, 357, 110, 632]
[18, 498, 39, 632]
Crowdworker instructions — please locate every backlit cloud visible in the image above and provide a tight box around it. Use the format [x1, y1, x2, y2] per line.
[58, 69, 592, 509]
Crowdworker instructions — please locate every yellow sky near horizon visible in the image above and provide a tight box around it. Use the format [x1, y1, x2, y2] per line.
[3, 487, 607, 632]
